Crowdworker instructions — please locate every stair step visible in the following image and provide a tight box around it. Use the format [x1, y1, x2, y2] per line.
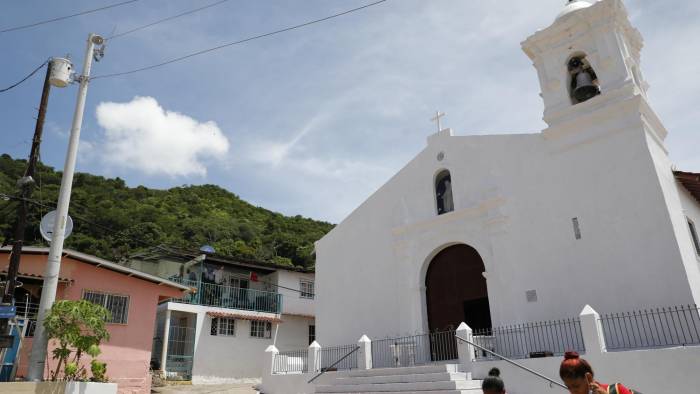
[314, 380, 483, 393]
[333, 372, 467, 385]
[346, 364, 460, 378]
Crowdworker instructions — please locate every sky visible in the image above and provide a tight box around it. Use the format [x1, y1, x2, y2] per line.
[1, 0, 698, 223]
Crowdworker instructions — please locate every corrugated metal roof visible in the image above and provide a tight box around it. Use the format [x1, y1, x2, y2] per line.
[675, 171, 700, 203]
[0, 247, 192, 292]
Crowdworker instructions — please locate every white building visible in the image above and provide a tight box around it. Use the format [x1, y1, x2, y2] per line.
[315, 0, 700, 348]
[148, 253, 316, 384]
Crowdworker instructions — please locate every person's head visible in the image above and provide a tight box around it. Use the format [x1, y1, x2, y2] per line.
[482, 367, 505, 394]
[560, 351, 594, 394]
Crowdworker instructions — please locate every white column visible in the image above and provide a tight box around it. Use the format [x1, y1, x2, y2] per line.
[264, 345, 279, 377]
[579, 305, 606, 355]
[160, 309, 172, 374]
[308, 341, 321, 373]
[456, 322, 474, 376]
[357, 335, 372, 370]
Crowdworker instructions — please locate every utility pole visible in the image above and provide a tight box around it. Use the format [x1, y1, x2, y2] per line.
[0, 60, 53, 318]
[27, 33, 104, 381]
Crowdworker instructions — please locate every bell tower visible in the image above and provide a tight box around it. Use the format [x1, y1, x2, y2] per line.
[522, 0, 648, 127]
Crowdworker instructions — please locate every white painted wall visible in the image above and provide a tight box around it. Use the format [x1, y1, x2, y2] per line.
[158, 302, 312, 384]
[271, 270, 315, 317]
[315, 0, 698, 347]
[276, 315, 314, 351]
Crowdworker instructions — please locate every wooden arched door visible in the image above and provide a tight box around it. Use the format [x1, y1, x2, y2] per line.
[425, 244, 492, 332]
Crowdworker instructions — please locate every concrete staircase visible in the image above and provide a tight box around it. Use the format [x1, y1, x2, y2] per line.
[314, 364, 482, 394]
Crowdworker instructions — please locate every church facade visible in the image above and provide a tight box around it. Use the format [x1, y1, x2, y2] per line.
[315, 0, 700, 347]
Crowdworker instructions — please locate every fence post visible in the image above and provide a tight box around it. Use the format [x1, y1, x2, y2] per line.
[579, 305, 606, 355]
[308, 341, 321, 373]
[264, 345, 279, 376]
[357, 335, 372, 370]
[456, 322, 474, 376]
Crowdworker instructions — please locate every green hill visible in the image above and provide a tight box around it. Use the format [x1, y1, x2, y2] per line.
[0, 154, 334, 269]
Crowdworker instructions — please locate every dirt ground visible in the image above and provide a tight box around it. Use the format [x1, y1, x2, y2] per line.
[152, 383, 259, 394]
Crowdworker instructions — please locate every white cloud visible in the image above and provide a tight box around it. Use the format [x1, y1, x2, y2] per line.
[95, 96, 229, 177]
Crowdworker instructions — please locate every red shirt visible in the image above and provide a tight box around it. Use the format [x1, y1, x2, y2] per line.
[598, 382, 634, 394]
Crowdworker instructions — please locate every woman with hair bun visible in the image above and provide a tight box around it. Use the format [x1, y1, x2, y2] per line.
[559, 351, 637, 394]
[482, 367, 506, 394]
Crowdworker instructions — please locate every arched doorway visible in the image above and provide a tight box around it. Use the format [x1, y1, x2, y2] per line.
[425, 244, 492, 332]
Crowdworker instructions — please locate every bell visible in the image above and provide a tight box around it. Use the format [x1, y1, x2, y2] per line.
[573, 70, 599, 102]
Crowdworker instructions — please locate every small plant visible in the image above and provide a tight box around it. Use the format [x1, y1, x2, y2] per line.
[44, 300, 111, 382]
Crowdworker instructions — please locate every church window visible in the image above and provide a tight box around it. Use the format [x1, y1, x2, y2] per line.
[568, 54, 600, 104]
[435, 170, 454, 215]
[572, 217, 581, 240]
[688, 218, 700, 256]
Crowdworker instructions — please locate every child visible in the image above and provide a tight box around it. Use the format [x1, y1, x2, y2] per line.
[482, 367, 506, 394]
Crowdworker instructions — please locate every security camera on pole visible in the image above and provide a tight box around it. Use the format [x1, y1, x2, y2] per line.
[27, 33, 105, 381]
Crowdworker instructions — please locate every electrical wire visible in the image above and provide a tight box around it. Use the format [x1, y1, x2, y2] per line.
[0, 61, 48, 93]
[107, 0, 230, 40]
[91, 0, 388, 80]
[0, 0, 143, 34]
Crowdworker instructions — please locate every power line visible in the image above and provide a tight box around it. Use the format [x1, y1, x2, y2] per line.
[0, 0, 143, 34]
[107, 0, 230, 40]
[91, 0, 388, 80]
[0, 61, 48, 93]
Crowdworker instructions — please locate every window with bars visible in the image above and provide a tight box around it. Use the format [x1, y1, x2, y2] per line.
[250, 320, 272, 339]
[689, 218, 700, 256]
[82, 290, 129, 324]
[210, 317, 236, 336]
[300, 280, 314, 299]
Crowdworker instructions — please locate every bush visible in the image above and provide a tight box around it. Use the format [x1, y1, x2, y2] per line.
[44, 300, 111, 382]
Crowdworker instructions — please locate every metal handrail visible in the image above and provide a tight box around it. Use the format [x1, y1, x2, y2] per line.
[455, 335, 567, 390]
[307, 346, 360, 384]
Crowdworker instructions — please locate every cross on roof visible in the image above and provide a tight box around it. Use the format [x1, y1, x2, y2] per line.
[431, 111, 446, 133]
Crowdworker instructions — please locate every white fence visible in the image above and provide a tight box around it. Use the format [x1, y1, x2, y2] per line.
[259, 304, 700, 394]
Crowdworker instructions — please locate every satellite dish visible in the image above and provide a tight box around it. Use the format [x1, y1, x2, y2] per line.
[40, 210, 73, 242]
[199, 245, 215, 255]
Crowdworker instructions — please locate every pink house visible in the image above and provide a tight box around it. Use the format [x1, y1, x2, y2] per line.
[0, 247, 191, 394]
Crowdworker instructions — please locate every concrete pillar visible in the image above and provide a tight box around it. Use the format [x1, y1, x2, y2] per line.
[357, 335, 372, 370]
[308, 341, 321, 373]
[456, 322, 474, 376]
[264, 345, 279, 377]
[160, 309, 172, 374]
[580, 305, 606, 355]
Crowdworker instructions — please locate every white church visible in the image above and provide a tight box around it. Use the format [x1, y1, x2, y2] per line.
[260, 1, 700, 392]
[315, 0, 700, 347]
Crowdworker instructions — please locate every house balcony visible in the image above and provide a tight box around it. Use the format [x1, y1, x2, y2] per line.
[167, 278, 282, 314]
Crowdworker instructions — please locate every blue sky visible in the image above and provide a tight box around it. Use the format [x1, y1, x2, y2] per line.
[1, 0, 698, 223]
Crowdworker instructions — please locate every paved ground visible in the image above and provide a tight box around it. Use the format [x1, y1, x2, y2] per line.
[152, 383, 258, 394]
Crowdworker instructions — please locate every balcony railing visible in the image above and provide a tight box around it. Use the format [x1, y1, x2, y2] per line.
[167, 278, 282, 314]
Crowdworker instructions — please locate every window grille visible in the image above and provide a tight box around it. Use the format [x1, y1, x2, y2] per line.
[300, 280, 315, 299]
[251, 321, 272, 338]
[82, 290, 129, 324]
[211, 317, 236, 336]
